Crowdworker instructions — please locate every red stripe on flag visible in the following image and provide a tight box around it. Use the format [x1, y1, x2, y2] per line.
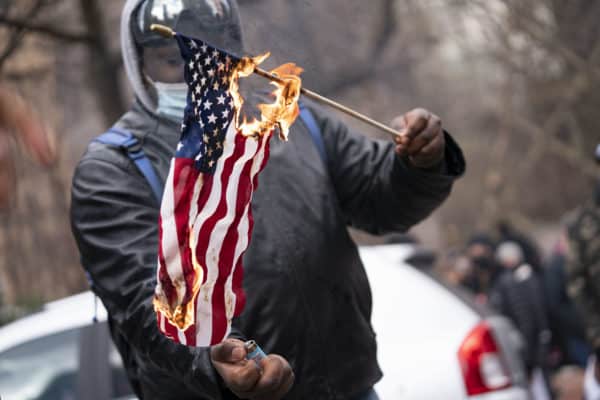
[196, 133, 248, 344]
[232, 134, 272, 316]
[172, 159, 200, 305]
[194, 174, 215, 284]
[163, 317, 180, 341]
[211, 134, 262, 342]
[184, 311, 197, 345]
[191, 174, 215, 286]
[158, 217, 177, 306]
[193, 133, 247, 284]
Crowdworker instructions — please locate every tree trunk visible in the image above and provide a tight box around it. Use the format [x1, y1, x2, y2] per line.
[79, 0, 126, 126]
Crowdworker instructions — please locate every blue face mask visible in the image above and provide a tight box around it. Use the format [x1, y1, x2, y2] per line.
[154, 81, 188, 122]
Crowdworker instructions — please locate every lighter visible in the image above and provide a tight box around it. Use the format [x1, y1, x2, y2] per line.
[244, 340, 266, 366]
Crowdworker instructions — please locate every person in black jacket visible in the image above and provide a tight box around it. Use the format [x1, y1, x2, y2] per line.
[490, 241, 551, 377]
[70, 1, 465, 399]
[496, 221, 543, 274]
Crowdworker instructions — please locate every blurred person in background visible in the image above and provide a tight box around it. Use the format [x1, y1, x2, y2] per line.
[462, 233, 500, 304]
[69, 0, 466, 399]
[0, 84, 56, 209]
[565, 144, 600, 400]
[489, 241, 551, 398]
[497, 220, 543, 274]
[550, 365, 585, 400]
[440, 249, 470, 287]
[543, 232, 590, 370]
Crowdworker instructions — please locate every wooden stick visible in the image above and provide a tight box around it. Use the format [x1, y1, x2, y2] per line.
[150, 24, 401, 138]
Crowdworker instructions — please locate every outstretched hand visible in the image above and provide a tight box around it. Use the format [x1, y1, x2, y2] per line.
[211, 339, 294, 400]
[391, 108, 445, 169]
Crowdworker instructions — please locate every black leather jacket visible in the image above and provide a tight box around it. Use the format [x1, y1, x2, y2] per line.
[71, 100, 465, 400]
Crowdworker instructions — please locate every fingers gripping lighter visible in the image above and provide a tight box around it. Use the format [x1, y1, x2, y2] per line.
[244, 340, 266, 366]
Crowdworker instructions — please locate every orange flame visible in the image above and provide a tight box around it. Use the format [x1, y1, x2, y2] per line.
[229, 53, 303, 140]
[153, 55, 303, 331]
[153, 225, 204, 330]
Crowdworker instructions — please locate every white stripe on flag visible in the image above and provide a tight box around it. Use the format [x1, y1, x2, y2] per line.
[177, 328, 187, 345]
[160, 312, 166, 333]
[224, 134, 269, 321]
[159, 160, 187, 304]
[192, 121, 240, 345]
[202, 133, 259, 343]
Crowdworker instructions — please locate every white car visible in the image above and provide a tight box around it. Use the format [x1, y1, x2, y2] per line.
[362, 244, 529, 399]
[0, 244, 528, 399]
[0, 292, 134, 400]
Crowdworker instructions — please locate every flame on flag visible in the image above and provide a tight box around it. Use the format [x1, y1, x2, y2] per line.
[153, 33, 302, 346]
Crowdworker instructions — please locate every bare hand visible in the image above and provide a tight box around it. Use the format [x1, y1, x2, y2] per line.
[211, 339, 294, 400]
[391, 108, 445, 169]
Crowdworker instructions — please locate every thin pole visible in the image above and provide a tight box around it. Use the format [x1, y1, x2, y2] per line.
[150, 24, 401, 138]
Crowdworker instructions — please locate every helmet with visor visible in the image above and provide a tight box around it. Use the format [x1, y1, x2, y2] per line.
[128, 0, 243, 120]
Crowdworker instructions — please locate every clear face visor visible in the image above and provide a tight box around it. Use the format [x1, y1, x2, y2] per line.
[134, 0, 242, 86]
[134, 0, 242, 53]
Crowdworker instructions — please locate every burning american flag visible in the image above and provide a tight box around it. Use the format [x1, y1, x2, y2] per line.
[153, 33, 302, 346]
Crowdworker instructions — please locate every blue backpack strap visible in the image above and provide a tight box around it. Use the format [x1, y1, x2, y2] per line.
[299, 103, 327, 165]
[94, 128, 164, 203]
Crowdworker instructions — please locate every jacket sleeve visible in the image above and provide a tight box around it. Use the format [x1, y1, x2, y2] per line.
[70, 149, 223, 398]
[311, 104, 465, 234]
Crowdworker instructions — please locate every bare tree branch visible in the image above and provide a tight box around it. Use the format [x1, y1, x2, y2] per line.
[0, 30, 26, 68]
[78, 0, 127, 124]
[372, 0, 396, 57]
[509, 111, 598, 177]
[325, 60, 409, 97]
[497, 0, 600, 80]
[322, 0, 398, 95]
[0, 0, 46, 69]
[0, 15, 92, 43]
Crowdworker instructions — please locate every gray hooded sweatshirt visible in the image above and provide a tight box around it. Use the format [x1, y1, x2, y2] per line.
[71, 0, 466, 399]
